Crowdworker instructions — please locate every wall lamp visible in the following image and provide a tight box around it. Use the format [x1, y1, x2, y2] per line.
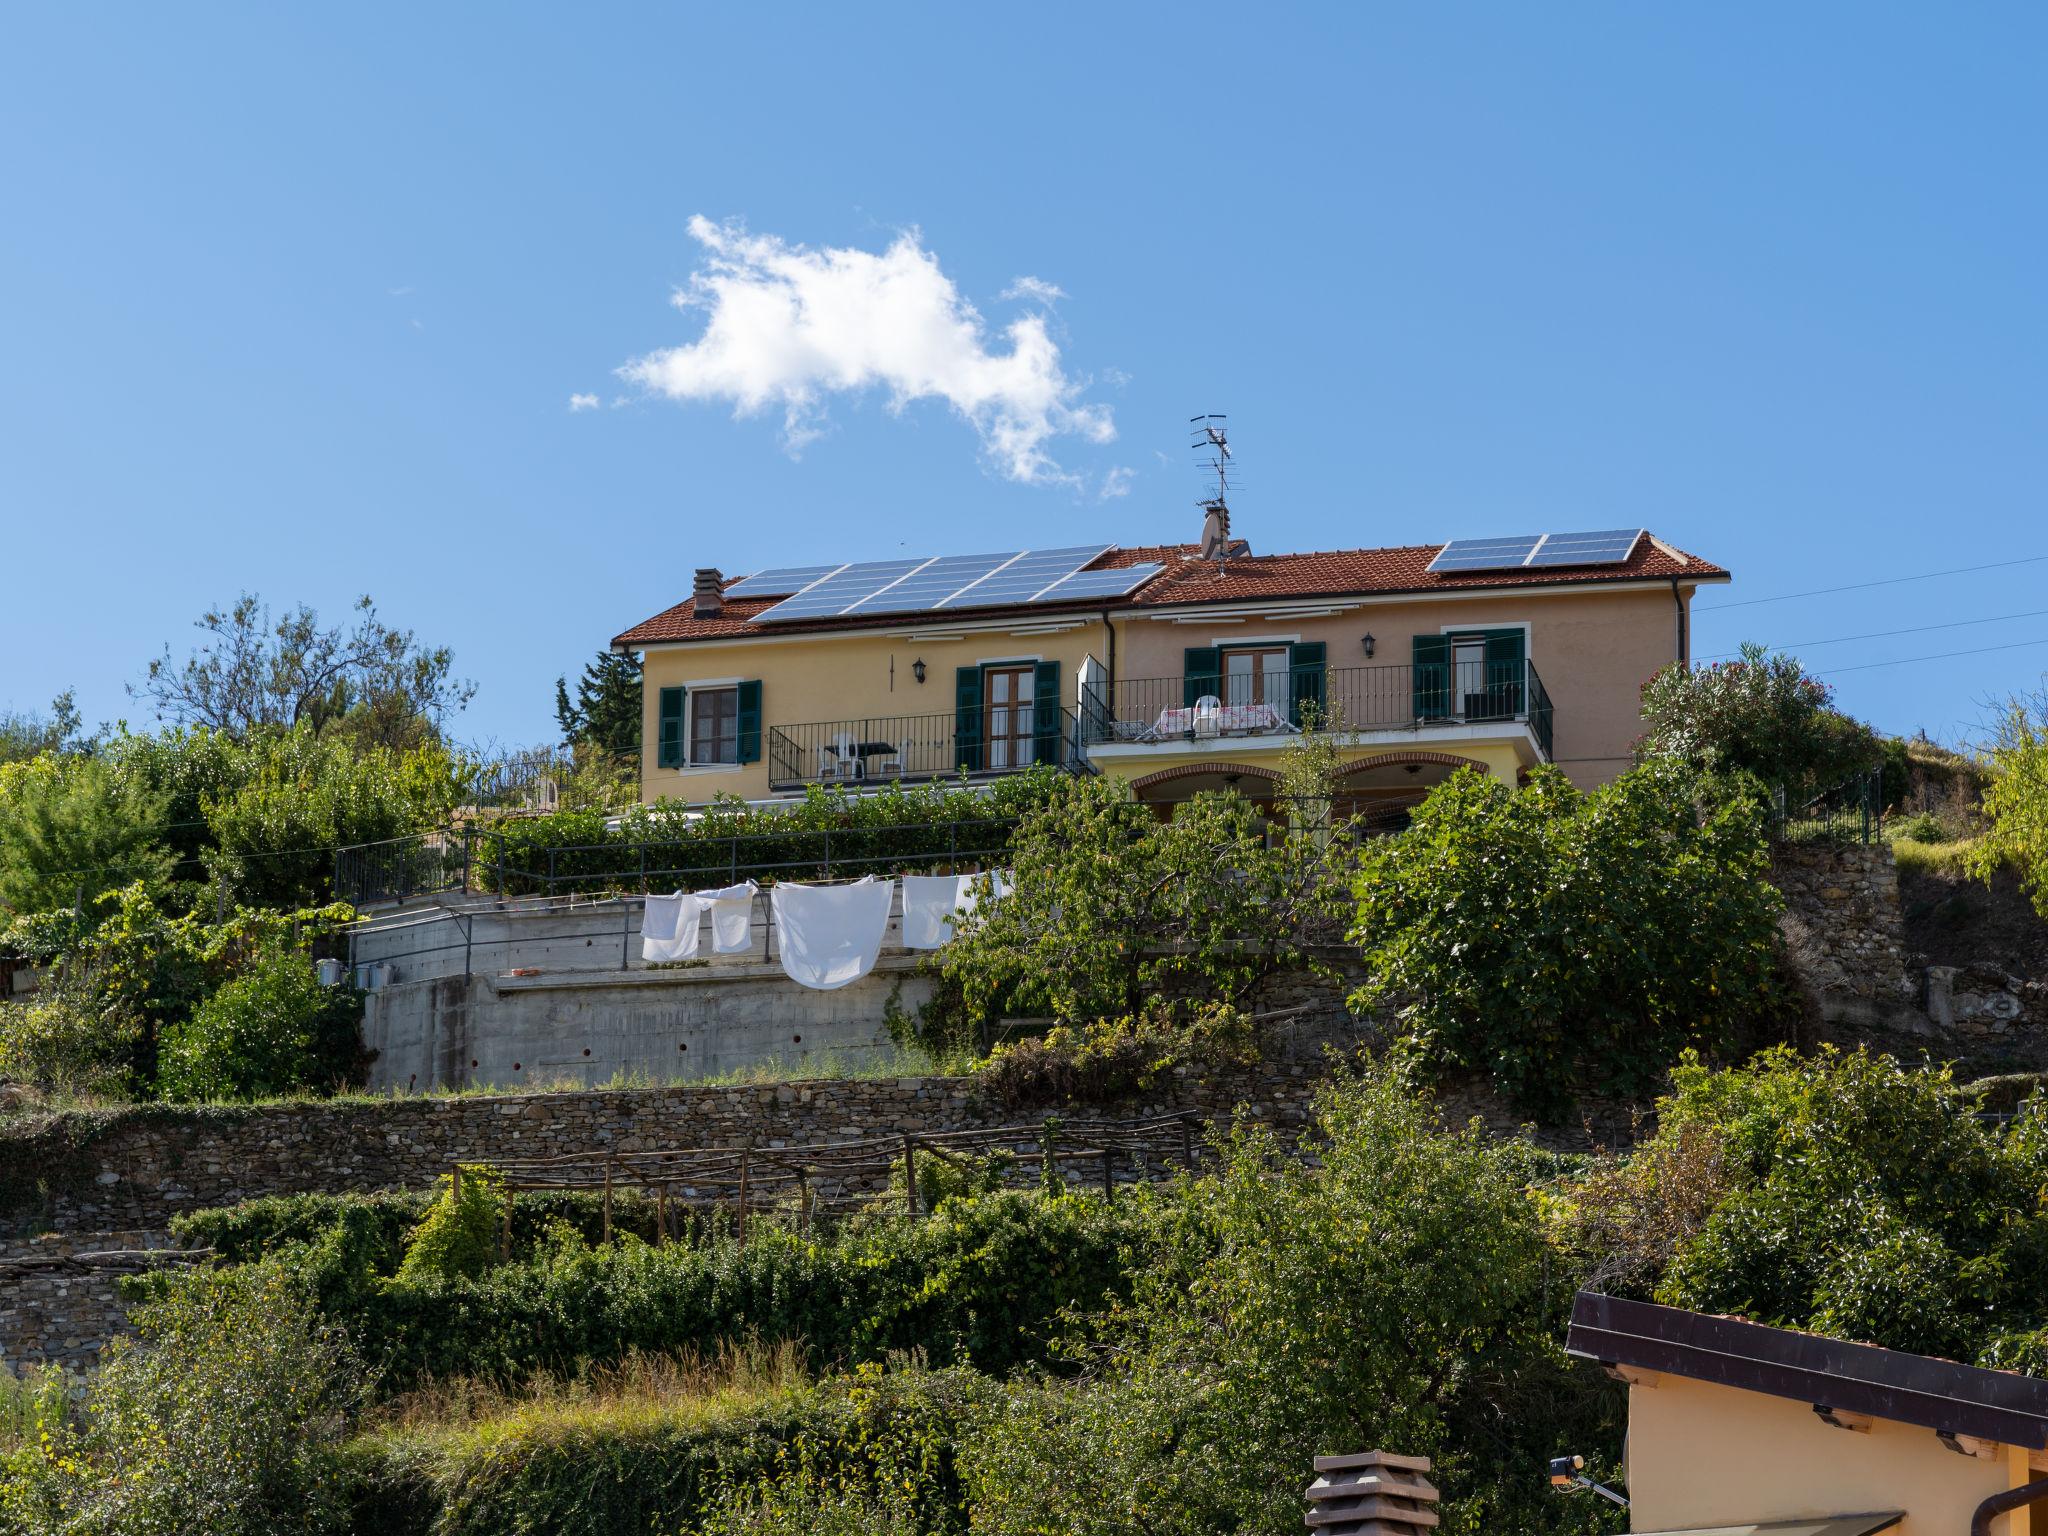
[1360, 633, 1376, 659]
[911, 657, 927, 684]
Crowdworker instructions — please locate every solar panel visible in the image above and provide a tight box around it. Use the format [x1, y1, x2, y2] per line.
[844, 551, 1022, 615]
[723, 564, 846, 598]
[1427, 535, 1542, 574]
[938, 545, 1110, 608]
[1525, 529, 1644, 568]
[1033, 562, 1165, 603]
[751, 558, 929, 623]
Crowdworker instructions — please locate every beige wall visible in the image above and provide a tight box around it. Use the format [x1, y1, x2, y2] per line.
[1627, 1373, 2035, 1536]
[1113, 583, 1693, 789]
[637, 622, 1107, 803]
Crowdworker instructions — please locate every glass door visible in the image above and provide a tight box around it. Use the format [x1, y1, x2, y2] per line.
[984, 665, 1035, 769]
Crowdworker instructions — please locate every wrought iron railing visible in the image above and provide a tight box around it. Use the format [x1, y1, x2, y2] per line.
[766, 709, 1076, 789]
[332, 829, 474, 907]
[1768, 766, 1884, 846]
[1090, 661, 1555, 760]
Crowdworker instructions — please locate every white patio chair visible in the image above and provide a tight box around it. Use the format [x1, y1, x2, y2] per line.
[816, 744, 848, 781]
[1193, 695, 1223, 740]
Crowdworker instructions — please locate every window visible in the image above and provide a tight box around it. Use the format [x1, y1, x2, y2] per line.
[1222, 646, 1291, 708]
[983, 665, 1035, 771]
[690, 686, 739, 765]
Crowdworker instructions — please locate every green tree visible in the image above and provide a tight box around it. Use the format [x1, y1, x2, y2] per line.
[1636, 642, 1880, 791]
[0, 971, 143, 1099]
[0, 690, 84, 765]
[1967, 690, 2048, 918]
[1349, 762, 1785, 1112]
[0, 754, 172, 915]
[960, 1063, 1601, 1536]
[133, 592, 475, 750]
[555, 649, 643, 760]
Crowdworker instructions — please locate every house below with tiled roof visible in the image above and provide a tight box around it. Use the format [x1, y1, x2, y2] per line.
[612, 512, 1728, 821]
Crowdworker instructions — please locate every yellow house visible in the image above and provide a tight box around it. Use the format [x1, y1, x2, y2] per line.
[1567, 1292, 2048, 1536]
[612, 523, 1729, 815]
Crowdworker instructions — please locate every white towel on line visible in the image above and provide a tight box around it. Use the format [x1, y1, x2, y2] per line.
[641, 892, 704, 963]
[697, 880, 758, 954]
[771, 877, 894, 990]
[900, 874, 971, 950]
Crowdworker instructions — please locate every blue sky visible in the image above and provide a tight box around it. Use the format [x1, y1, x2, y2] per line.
[3, 5, 2043, 749]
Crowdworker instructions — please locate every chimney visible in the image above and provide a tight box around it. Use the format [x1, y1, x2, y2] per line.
[1303, 1450, 1439, 1536]
[692, 568, 724, 619]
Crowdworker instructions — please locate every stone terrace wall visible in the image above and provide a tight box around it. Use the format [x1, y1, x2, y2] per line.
[1, 1069, 1332, 1241]
[1771, 842, 1919, 1027]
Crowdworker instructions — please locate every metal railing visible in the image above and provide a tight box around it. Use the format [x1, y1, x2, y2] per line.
[1768, 766, 1884, 846]
[767, 708, 1077, 789]
[332, 830, 474, 907]
[1091, 661, 1556, 760]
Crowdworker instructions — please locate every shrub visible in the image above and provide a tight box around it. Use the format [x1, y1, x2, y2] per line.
[0, 973, 143, 1098]
[1349, 762, 1787, 1112]
[1968, 694, 2048, 918]
[156, 946, 363, 1101]
[0, 753, 172, 916]
[1562, 1047, 2048, 1367]
[975, 1002, 1259, 1111]
[0, 1261, 365, 1536]
[395, 1167, 509, 1284]
[1636, 642, 1880, 793]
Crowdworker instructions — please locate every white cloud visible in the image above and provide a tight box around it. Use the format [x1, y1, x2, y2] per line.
[568, 393, 601, 412]
[1099, 466, 1135, 500]
[1000, 275, 1067, 305]
[619, 217, 1114, 485]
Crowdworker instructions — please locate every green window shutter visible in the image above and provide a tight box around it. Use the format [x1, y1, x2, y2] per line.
[1182, 647, 1221, 708]
[954, 666, 984, 774]
[1032, 659, 1062, 766]
[1411, 636, 1450, 721]
[735, 679, 763, 764]
[1481, 629, 1525, 718]
[656, 685, 686, 768]
[1287, 641, 1326, 728]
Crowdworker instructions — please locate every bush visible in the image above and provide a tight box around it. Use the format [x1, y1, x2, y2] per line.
[1349, 762, 1787, 1112]
[0, 753, 172, 916]
[1557, 1047, 2048, 1368]
[0, 1262, 365, 1536]
[395, 1167, 508, 1284]
[156, 947, 363, 1101]
[0, 973, 143, 1099]
[1636, 642, 1880, 793]
[1968, 693, 2048, 918]
[975, 1002, 1259, 1111]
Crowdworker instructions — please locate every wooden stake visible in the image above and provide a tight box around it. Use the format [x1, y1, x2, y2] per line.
[902, 1136, 919, 1217]
[737, 1149, 750, 1248]
[602, 1157, 614, 1245]
[657, 1183, 669, 1246]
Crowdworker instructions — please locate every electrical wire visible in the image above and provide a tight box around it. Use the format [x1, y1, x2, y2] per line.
[1696, 605, 2048, 662]
[1694, 553, 2048, 612]
[1815, 636, 2048, 676]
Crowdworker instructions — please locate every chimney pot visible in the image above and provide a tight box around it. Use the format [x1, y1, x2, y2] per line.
[692, 568, 724, 618]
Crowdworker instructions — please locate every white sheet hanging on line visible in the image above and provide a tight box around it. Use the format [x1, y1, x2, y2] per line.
[900, 874, 972, 950]
[641, 892, 704, 963]
[771, 877, 894, 990]
[696, 880, 759, 955]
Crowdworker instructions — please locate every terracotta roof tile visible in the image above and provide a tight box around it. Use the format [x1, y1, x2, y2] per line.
[613, 535, 1727, 648]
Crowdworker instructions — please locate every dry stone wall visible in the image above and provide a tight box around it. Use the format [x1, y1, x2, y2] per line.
[1771, 842, 1919, 1027]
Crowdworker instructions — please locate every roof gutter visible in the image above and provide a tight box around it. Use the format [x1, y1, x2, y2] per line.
[1671, 578, 1687, 665]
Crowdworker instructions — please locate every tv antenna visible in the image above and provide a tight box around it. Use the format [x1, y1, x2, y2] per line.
[1191, 414, 1235, 562]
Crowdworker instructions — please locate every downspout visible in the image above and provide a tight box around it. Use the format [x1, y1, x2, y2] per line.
[1971, 1475, 2048, 1536]
[1670, 578, 1688, 666]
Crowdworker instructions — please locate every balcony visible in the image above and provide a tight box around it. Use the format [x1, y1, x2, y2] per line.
[1084, 661, 1554, 761]
[767, 709, 1078, 790]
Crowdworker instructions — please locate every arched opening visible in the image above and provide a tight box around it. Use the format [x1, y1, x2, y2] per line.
[1333, 752, 1487, 835]
[1127, 763, 1284, 824]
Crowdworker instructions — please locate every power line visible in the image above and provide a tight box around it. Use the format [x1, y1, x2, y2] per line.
[1697, 606, 2048, 661]
[1815, 636, 2048, 677]
[1695, 553, 2048, 612]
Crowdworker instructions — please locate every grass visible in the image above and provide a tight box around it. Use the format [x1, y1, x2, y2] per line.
[360, 1341, 811, 1452]
[1889, 834, 1984, 878]
[0, 1365, 58, 1454]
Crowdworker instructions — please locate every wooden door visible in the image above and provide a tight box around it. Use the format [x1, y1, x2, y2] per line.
[983, 666, 1035, 770]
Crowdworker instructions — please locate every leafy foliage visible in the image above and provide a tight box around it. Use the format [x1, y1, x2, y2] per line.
[155, 946, 364, 1102]
[1636, 642, 1881, 792]
[0, 1261, 366, 1536]
[0, 690, 84, 766]
[0, 971, 144, 1099]
[395, 1167, 509, 1284]
[1349, 762, 1787, 1111]
[931, 776, 1351, 1046]
[974, 1001, 1259, 1111]
[957, 1062, 1611, 1536]
[1967, 692, 2048, 918]
[133, 591, 475, 750]
[0, 753, 172, 915]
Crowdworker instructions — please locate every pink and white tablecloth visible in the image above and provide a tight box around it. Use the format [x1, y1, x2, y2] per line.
[1151, 701, 1294, 736]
